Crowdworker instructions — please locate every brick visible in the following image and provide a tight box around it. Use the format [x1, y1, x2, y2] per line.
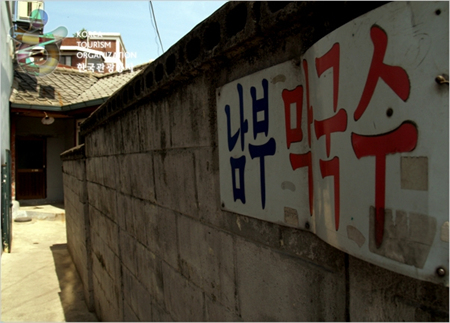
[236, 237, 346, 321]
[163, 262, 205, 321]
[178, 215, 235, 311]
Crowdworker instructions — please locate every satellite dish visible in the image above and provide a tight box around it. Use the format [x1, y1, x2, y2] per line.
[41, 112, 54, 125]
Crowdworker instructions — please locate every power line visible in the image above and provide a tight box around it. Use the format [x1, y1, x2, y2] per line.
[148, 1, 164, 55]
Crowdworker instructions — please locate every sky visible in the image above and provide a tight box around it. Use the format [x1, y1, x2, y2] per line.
[42, 1, 227, 68]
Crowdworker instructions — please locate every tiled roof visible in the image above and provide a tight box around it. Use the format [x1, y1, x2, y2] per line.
[75, 68, 143, 104]
[10, 63, 148, 109]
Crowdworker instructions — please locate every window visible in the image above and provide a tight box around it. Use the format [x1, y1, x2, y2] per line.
[59, 55, 72, 66]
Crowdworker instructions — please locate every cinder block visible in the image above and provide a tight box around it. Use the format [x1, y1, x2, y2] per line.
[116, 154, 132, 195]
[99, 270, 123, 321]
[132, 198, 149, 245]
[124, 302, 139, 322]
[151, 302, 174, 322]
[95, 157, 105, 185]
[99, 208, 120, 257]
[91, 230, 121, 282]
[145, 205, 179, 269]
[103, 117, 123, 155]
[87, 182, 101, 212]
[123, 267, 138, 308]
[135, 240, 164, 305]
[92, 274, 104, 320]
[162, 262, 205, 321]
[116, 193, 133, 233]
[280, 226, 345, 273]
[178, 215, 235, 311]
[102, 156, 119, 189]
[205, 294, 242, 322]
[221, 210, 281, 250]
[119, 229, 138, 277]
[85, 126, 105, 157]
[193, 147, 222, 224]
[103, 186, 118, 223]
[74, 159, 86, 181]
[131, 153, 156, 202]
[169, 83, 212, 148]
[121, 108, 141, 154]
[139, 100, 172, 152]
[85, 158, 96, 184]
[236, 237, 346, 321]
[153, 150, 199, 217]
[123, 266, 152, 321]
[349, 256, 449, 321]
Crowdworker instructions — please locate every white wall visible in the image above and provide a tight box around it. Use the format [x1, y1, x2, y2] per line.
[1, 1, 13, 164]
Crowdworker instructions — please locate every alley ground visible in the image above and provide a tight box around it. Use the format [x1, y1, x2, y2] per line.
[1, 206, 98, 322]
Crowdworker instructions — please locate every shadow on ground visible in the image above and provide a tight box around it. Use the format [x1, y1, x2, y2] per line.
[50, 243, 98, 322]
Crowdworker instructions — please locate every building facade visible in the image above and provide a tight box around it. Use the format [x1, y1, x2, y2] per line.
[59, 32, 128, 74]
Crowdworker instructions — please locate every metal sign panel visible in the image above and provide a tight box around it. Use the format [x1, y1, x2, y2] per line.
[217, 1, 449, 285]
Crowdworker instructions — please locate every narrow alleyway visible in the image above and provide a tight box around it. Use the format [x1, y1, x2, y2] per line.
[1, 208, 98, 322]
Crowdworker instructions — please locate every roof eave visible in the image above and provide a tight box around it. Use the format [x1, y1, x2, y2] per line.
[10, 97, 108, 112]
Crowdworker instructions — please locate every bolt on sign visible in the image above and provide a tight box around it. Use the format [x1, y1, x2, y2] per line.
[217, 1, 448, 286]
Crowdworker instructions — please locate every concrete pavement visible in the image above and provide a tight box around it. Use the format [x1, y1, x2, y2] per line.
[1, 213, 98, 322]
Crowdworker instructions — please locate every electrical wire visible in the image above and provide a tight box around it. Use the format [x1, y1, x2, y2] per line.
[148, 1, 164, 55]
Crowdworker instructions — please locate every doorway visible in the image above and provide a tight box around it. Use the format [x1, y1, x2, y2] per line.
[16, 137, 46, 200]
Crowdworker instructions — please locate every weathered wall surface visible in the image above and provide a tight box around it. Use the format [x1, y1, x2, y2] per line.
[62, 2, 449, 321]
[61, 145, 93, 311]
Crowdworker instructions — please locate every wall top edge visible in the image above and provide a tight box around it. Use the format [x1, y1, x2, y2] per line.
[79, 1, 387, 137]
[61, 144, 86, 161]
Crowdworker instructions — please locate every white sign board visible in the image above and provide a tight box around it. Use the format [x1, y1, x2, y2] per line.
[217, 1, 449, 285]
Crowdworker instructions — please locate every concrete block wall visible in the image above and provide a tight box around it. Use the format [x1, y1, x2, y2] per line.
[62, 2, 449, 321]
[61, 145, 93, 311]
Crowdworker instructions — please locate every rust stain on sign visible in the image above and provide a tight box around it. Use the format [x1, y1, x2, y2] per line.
[369, 208, 436, 268]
